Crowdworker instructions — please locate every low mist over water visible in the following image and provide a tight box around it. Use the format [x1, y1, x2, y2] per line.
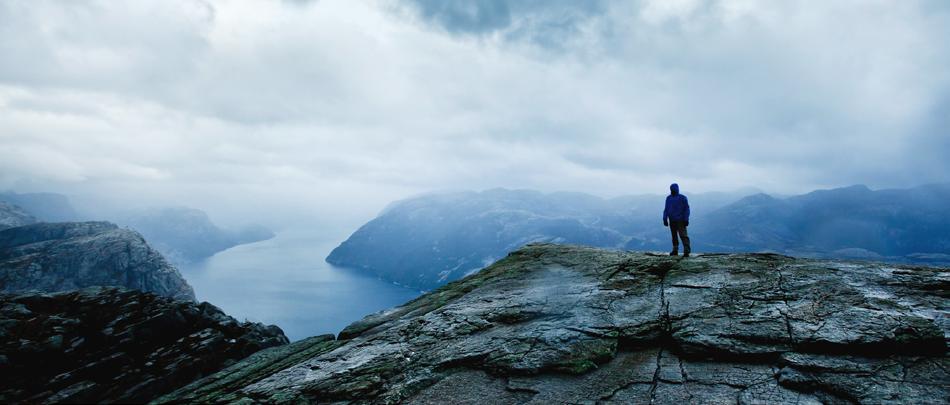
[179, 228, 421, 341]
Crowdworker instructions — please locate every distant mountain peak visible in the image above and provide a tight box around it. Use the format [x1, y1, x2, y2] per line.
[807, 184, 872, 196]
[737, 192, 777, 203]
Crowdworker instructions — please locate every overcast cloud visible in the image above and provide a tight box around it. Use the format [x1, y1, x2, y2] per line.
[1, 0, 948, 228]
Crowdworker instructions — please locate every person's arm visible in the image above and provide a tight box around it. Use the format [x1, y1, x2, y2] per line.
[683, 196, 690, 226]
[663, 197, 670, 226]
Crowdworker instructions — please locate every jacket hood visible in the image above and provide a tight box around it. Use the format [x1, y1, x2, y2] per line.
[670, 183, 679, 195]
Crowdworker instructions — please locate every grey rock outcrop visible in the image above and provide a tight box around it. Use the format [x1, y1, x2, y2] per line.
[0, 287, 289, 403]
[0, 221, 195, 301]
[0, 201, 36, 230]
[165, 244, 948, 404]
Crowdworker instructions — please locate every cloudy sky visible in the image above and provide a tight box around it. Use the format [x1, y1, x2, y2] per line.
[1, 0, 948, 227]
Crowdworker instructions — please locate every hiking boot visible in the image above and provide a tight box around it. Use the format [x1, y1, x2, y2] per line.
[683, 252, 690, 258]
[669, 250, 678, 256]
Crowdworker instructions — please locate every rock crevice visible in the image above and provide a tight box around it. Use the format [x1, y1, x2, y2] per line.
[0, 222, 195, 301]
[0, 287, 288, 403]
[162, 244, 948, 404]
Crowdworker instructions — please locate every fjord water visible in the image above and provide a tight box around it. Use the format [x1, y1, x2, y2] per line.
[179, 228, 421, 341]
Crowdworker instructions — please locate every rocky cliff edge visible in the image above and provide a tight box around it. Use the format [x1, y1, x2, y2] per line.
[162, 244, 948, 404]
[0, 287, 288, 403]
[0, 222, 195, 301]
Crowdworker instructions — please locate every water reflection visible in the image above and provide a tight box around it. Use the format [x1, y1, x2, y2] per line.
[179, 228, 421, 341]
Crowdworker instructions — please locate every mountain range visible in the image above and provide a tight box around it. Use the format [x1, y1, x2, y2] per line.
[117, 207, 275, 264]
[0, 192, 78, 222]
[1, 187, 947, 402]
[0, 192, 274, 264]
[692, 184, 950, 256]
[328, 184, 950, 289]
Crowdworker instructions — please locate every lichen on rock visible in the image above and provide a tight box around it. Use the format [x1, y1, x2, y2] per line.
[0, 287, 288, 403]
[162, 244, 949, 404]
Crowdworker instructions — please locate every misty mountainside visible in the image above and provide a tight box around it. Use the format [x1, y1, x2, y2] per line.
[162, 244, 948, 404]
[326, 188, 749, 289]
[117, 207, 275, 264]
[0, 202, 36, 231]
[0, 286, 288, 403]
[690, 184, 950, 258]
[0, 221, 195, 301]
[1, 191, 274, 265]
[329, 185, 950, 290]
[0, 191, 79, 222]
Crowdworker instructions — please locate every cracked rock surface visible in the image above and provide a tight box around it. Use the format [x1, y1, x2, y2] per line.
[164, 244, 948, 404]
[0, 286, 288, 403]
[0, 221, 195, 301]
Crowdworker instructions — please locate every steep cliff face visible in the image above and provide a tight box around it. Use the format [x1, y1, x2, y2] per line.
[0, 222, 195, 301]
[165, 244, 948, 404]
[0, 287, 288, 403]
[0, 202, 36, 231]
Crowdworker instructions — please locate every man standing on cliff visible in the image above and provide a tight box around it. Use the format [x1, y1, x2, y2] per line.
[663, 183, 691, 257]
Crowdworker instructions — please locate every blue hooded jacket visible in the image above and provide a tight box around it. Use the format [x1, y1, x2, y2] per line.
[663, 183, 690, 222]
